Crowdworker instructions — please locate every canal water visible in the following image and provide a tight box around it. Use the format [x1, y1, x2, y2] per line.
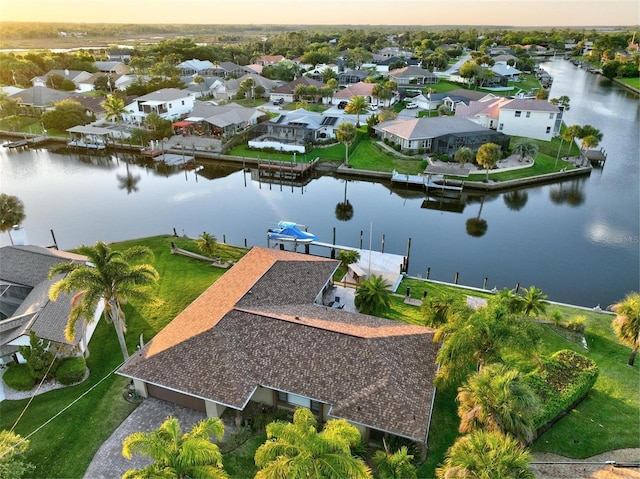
[1, 58, 638, 308]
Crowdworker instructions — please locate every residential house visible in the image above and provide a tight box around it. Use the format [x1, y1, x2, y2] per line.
[387, 65, 438, 85]
[332, 81, 375, 106]
[337, 70, 369, 87]
[124, 88, 196, 124]
[248, 108, 349, 153]
[210, 73, 283, 101]
[367, 56, 420, 74]
[32, 70, 92, 89]
[373, 116, 510, 155]
[178, 59, 214, 77]
[77, 72, 134, 92]
[200, 61, 252, 79]
[180, 101, 266, 138]
[269, 77, 326, 104]
[0, 244, 102, 364]
[94, 61, 130, 75]
[118, 247, 438, 443]
[439, 89, 497, 113]
[67, 93, 108, 121]
[305, 64, 340, 82]
[108, 48, 133, 63]
[490, 61, 521, 81]
[9, 86, 70, 112]
[254, 55, 285, 66]
[456, 97, 560, 141]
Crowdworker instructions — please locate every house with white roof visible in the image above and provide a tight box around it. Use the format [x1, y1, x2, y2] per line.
[178, 59, 214, 76]
[124, 88, 196, 124]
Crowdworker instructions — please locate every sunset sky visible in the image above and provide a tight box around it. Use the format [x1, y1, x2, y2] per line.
[1, 0, 638, 27]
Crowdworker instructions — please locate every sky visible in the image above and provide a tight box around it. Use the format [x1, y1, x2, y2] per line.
[1, 0, 639, 27]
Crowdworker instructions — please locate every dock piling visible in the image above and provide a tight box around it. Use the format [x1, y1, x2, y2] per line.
[381, 234, 385, 253]
[331, 228, 336, 259]
[426, 267, 430, 279]
[454, 272, 459, 284]
[483, 277, 488, 289]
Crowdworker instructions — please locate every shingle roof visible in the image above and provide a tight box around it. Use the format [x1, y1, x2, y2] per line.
[119, 247, 438, 442]
[271, 77, 325, 94]
[375, 116, 494, 141]
[333, 82, 375, 99]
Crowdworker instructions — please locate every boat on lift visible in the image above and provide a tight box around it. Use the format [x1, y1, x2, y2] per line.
[267, 221, 318, 243]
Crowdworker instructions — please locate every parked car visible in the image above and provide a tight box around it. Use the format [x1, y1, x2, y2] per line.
[405, 102, 418, 109]
[337, 101, 348, 109]
[368, 105, 378, 111]
[273, 98, 284, 105]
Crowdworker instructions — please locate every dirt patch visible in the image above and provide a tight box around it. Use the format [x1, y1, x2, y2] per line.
[531, 449, 640, 478]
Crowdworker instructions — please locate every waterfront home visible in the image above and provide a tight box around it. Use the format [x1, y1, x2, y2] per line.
[179, 101, 266, 138]
[373, 116, 510, 155]
[124, 88, 196, 124]
[9, 86, 70, 112]
[118, 247, 438, 443]
[0, 245, 102, 364]
[456, 97, 560, 141]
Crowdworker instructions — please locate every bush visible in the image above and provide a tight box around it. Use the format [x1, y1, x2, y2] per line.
[55, 356, 87, 385]
[550, 310, 563, 326]
[2, 363, 35, 391]
[564, 315, 586, 334]
[525, 349, 599, 433]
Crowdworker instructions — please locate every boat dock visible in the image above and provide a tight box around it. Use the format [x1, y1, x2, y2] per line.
[391, 170, 464, 195]
[585, 148, 607, 166]
[154, 153, 194, 166]
[258, 159, 317, 180]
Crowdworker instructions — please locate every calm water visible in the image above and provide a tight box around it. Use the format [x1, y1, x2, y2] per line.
[1, 59, 638, 307]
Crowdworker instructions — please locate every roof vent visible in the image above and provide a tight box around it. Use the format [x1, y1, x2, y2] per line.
[294, 316, 300, 320]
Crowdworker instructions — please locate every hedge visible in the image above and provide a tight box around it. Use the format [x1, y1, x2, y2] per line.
[55, 356, 87, 385]
[525, 349, 599, 435]
[2, 363, 35, 391]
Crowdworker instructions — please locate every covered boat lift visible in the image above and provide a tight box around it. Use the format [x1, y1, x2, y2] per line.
[66, 125, 114, 149]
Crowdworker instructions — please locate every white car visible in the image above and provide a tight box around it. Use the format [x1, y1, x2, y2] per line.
[368, 105, 378, 111]
[405, 102, 418, 109]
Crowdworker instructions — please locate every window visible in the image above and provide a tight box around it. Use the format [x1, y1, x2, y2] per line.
[546, 126, 551, 133]
[278, 392, 321, 414]
[549, 113, 555, 119]
[515, 111, 521, 117]
[181, 100, 185, 105]
[526, 111, 531, 118]
[498, 123, 504, 131]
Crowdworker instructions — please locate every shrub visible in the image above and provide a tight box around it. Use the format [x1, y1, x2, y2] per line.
[564, 315, 586, 334]
[55, 356, 87, 385]
[525, 349, 599, 433]
[2, 363, 35, 391]
[550, 310, 563, 326]
[18, 331, 58, 381]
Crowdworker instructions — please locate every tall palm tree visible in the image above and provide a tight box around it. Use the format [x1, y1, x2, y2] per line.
[337, 249, 360, 270]
[457, 364, 541, 444]
[562, 124, 581, 156]
[421, 295, 465, 328]
[122, 416, 228, 479]
[354, 274, 392, 316]
[336, 121, 357, 167]
[520, 286, 548, 317]
[580, 134, 600, 152]
[476, 142, 501, 182]
[372, 446, 417, 479]
[345, 95, 369, 127]
[254, 407, 372, 479]
[102, 94, 127, 123]
[48, 241, 159, 361]
[454, 146, 474, 168]
[611, 292, 640, 366]
[511, 138, 539, 163]
[196, 231, 218, 258]
[436, 430, 534, 479]
[0, 193, 26, 232]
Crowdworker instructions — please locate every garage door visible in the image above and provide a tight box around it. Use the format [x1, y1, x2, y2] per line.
[146, 384, 206, 412]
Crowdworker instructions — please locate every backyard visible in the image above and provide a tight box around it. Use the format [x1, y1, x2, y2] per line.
[1, 236, 637, 478]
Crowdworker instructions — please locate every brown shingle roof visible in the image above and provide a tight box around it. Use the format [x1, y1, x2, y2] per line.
[119, 247, 438, 442]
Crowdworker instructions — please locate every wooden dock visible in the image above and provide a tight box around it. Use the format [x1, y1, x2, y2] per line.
[257, 159, 317, 179]
[391, 170, 463, 196]
[585, 148, 607, 165]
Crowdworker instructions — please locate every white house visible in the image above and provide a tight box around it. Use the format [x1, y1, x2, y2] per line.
[455, 97, 560, 141]
[124, 88, 196, 124]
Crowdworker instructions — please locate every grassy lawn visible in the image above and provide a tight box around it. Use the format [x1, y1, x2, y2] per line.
[349, 139, 426, 174]
[617, 77, 640, 90]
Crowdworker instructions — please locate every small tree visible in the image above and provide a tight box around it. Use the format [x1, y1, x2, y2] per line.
[18, 331, 57, 381]
[611, 292, 640, 366]
[476, 142, 501, 182]
[354, 274, 392, 316]
[196, 231, 218, 258]
[0, 194, 26, 232]
[511, 139, 539, 162]
[336, 121, 357, 166]
[372, 446, 417, 479]
[337, 249, 360, 270]
[0, 430, 35, 479]
[454, 146, 474, 168]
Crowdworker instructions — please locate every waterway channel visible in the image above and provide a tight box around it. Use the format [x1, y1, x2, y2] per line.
[1, 58, 638, 308]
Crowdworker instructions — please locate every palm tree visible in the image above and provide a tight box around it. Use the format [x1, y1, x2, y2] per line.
[254, 407, 372, 479]
[457, 363, 541, 444]
[580, 134, 600, 152]
[454, 146, 474, 168]
[476, 142, 501, 182]
[372, 446, 417, 479]
[436, 430, 534, 479]
[0, 193, 26, 232]
[345, 95, 369, 127]
[196, 231, 217, 258]
[335, 121, 357, 167]
[421, 295, 465, 328]
[511, 138, 539, 163]
[562, 124, 581, 156]
[354, 274, 392, 316]
[102, 94, 127, 123]
[337, 249, 360, 270]
[48, 241, 159, 361]
[520, 286, 548, 317]
[434, 304, 540, 388]
[490, 288, 525, 316]
[122, 416, 228, 479]
[611, 292, 640, 366]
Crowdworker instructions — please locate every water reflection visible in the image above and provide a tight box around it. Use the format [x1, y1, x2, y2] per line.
[465, 195, 488, 237]
[503, 190, 529, 211]
[549, 178, 587, 207]
[116, 163, 141, 195]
